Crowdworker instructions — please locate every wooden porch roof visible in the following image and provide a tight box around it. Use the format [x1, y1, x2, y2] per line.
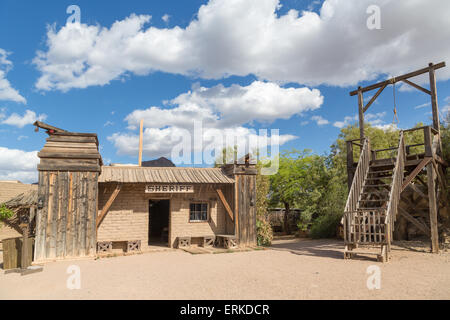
[98, 166, 235, 184]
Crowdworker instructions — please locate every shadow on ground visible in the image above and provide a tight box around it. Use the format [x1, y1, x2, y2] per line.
[270, 238, 344, 260]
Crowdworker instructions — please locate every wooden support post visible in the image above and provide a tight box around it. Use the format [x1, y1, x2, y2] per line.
[346, 141, 354, 191]
[426, 162, 439, 253]
[138, 119, 144, 166]
[21, 222, 30, 269]
[428, 63, 440, 135]
[424, 126, 433, 158]
[358, 87, 364, 140]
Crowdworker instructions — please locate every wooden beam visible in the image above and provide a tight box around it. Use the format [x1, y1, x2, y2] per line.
[428, 63, 440, 134]
[363, 83, 386, 113]
[416, 175, 427, 189]
[432, 160, 448, 206]
[398, 207, 431, 236]
[96, 184, 122, 229]
[426, 163, 439, 253]
[346, 140, 354, 191]
[407, 184, 428, 201]
[358, 88, 364, 140]
[216, 189, 234, 221]
[33, 121, 68, 133]
[350, 62, 445, 96]
[401, 157, 432, 191]
[235, 176, 239, 237]
[401, 79, 431, 95]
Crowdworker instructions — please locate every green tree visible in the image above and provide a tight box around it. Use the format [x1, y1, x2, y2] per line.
[269, 150, 328, 234]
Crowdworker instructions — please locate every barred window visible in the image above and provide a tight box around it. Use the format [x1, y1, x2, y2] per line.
[189, 203, 208, 222]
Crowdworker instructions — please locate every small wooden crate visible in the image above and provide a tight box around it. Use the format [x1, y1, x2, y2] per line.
[97, 241, 112, 253]
[126, 240, 141, 252]
[202, 236, 215, 247]
[178, 237, 191, 248]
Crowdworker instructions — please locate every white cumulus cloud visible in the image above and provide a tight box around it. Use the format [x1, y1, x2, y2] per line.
[162, 14, 170, 23]
[109, 81, 315, 160]
[333, 112, 390, 129]
[0, 49, 26, 103]
[125, 81, 323, 129]
[33, 0, 450, 91]
[1, 109, 47, 128]
[0, 147, 39, 183]
[311, 115, 329, 126]
[333, 115, 358, 128]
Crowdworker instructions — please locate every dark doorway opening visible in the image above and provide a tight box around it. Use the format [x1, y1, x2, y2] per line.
[149, 199, 170, 247]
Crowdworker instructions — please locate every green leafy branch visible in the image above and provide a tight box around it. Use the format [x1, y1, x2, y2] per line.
[0, 204, 14, 221]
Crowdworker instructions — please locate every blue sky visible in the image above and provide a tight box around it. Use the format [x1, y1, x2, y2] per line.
[0, 0, 449, 182]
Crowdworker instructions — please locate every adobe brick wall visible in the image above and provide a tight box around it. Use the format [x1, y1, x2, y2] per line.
[97, 183, 229, 248]
[97, 184, 148, 244]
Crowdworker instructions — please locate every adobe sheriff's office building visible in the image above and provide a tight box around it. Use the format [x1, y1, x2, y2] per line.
[97, 164, 256, 250]
[32, 122, 257, 261]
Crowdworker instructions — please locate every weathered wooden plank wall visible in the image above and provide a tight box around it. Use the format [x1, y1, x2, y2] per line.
[235, 173, 257, 246]
[34, 171, 98, 261]
[221, 184, 235, 234]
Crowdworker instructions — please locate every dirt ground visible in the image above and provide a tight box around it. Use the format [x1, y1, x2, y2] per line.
[0, 238, 449, 300]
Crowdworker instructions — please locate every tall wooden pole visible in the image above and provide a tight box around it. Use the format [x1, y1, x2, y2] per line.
[358, 87, 365, 141]
[429, 63, 440, 134]
[427, 162, 439, 253]
[346, 140, 354, 191]
[138, 119, 144, 166]
[429, 62, 443, 155]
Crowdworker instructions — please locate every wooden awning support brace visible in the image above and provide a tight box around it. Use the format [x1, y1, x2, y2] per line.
[96, 184, 122, 229]
[216, 189, 234, 221]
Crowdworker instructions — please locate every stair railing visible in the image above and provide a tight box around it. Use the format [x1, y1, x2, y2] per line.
[343, 137, 371, 243]
[384, 131, 406, 248]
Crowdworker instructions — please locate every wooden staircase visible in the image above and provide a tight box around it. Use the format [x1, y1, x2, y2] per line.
[343, 133, 406, 262]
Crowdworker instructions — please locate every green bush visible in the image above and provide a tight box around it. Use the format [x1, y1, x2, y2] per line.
[309, 213, 341, 239]
[0, 204, 14, 221]
[255, 161, 273, 246]
[256, 218, 273, 246]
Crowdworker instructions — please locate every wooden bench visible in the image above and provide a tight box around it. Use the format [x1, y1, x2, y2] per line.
[97, 240, 141, 253]
[202, 235, 215, 247]
[215, 235, 238, 249]
[178, 237, 191, 248]
[126, 240, 141, 252]
[97, 241, 112, 253]
[178, 236, 216, 248]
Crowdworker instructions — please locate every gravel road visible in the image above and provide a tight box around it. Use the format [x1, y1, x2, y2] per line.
[1, 238, 449, 299]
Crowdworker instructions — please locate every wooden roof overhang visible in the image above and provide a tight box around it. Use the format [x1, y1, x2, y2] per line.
[98, 166, 235, 184]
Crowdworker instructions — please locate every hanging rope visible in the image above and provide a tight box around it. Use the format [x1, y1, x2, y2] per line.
[392, 78, 399, 125]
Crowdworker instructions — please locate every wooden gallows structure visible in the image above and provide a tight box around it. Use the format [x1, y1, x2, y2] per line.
[343, 62, 448, 262]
